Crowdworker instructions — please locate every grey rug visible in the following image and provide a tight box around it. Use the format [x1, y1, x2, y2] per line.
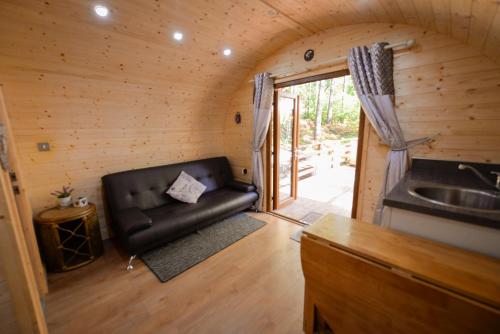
[290, 212, 324, 242]
[141, 213, 266, 282]
[299, 211, 323, 225]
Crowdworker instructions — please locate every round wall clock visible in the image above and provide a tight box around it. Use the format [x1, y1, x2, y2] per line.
[304, 49, 314, 61]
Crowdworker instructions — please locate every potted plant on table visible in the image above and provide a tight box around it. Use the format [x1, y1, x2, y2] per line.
[51, 186, 74, 208]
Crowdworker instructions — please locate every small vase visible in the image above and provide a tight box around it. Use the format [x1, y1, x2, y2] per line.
[58, 196, 72, 208]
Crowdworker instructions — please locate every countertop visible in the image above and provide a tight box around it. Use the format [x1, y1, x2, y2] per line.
[303, 213, 500, 310]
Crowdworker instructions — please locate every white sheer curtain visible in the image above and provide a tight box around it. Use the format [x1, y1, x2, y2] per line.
[348, 43, 434, 225]
[252, 73, 274, 211]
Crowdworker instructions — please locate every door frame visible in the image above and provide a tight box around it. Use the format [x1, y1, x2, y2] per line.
[265, 69, 365, 219]
[272, 92, 299, 210]
[0, 87, 48, 333]
[351, 110, 365, 219]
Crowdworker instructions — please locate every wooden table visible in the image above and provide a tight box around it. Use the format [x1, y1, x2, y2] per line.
[35, 203, 103, 272]
[301, 214, 500, 333]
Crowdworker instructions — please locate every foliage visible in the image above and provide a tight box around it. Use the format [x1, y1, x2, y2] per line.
[281, 75, 361, 144]
[51, 186, 74, 198]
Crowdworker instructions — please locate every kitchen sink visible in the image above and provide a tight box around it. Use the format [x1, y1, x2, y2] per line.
[408, 185, 500, 213]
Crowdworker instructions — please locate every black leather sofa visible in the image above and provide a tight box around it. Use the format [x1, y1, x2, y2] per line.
[102, 157, 258, 257]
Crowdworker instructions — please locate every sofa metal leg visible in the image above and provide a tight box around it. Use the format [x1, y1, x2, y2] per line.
[126, 255, 137, 271]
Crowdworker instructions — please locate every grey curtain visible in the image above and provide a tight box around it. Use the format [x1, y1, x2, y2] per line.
[252, 72, 274, 210]
[348, 43, 433, 225]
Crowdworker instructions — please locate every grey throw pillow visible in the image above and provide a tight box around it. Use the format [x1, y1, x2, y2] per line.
[166, 171, 207, 203]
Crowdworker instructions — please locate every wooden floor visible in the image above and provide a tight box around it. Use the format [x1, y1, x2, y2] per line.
[45, 213, 304, 334]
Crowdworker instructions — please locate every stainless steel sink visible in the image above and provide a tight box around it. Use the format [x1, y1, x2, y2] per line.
[408, 185, 500, 213]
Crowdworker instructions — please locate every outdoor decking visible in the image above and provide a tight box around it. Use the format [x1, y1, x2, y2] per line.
[276, 165, 355, 223]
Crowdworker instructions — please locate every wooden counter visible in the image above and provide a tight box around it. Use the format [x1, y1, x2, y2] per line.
[301, 214, 500, 333]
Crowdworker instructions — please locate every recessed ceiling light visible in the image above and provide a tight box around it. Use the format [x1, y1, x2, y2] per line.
[94, 5, 109, 17]
[173, 32, 183, 41]
[223, 48, 232, 56]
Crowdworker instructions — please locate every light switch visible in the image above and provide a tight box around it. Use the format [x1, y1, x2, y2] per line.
[37, 142, 50, 151]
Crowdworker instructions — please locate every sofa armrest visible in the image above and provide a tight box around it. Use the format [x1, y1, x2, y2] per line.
[228, 180, 256, 193]
[114, 207, 152, 236]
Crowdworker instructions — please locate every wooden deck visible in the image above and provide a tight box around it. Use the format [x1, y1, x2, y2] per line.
[276, 166, 355, 221]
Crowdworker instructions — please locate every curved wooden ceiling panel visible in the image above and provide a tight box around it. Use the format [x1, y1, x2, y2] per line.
[260, 0, 500, 64]
[1, 1, 498, 90]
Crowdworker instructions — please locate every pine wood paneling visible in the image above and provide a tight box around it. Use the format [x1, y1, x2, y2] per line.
[224, 24, 500, 223]
[468, 0, 499, 50]
[451, 0, 473, 42]
[408, 0, 437, 29]
[0, 87, 48, 332]
[0, 266, 19, 334]
[484, 9, 500, 64]
[0, 0, 309, 238]
[1, 0, 500, 238]
[396, 0, 421, 26]
[262, 0, 500, 62]
[432, 0, 452, 35]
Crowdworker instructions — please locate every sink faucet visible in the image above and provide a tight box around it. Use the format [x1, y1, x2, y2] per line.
[458, 164, 500, 191]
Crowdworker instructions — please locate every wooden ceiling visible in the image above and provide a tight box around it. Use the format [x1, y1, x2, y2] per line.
[2, 1, 498, 92]
[262, 0, 500, 64]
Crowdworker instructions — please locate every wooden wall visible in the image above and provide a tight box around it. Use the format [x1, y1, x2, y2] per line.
[1, 0, 500, 239]
[0, 0, 274, 238]
[0, 0, 321, 238]
[0, 267, 19, 333]
[224, 23, 500, 223]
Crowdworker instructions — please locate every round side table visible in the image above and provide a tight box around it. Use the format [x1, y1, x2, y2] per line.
[35, 203, 103, 272]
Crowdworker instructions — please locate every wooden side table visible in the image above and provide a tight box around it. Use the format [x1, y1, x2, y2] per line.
[35, 203, 103, 272]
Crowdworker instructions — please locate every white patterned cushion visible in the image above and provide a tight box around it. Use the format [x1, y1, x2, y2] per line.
[166, 171, 207, 204]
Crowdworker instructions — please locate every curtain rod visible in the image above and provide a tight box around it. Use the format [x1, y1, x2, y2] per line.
[249, 39, 416, 83]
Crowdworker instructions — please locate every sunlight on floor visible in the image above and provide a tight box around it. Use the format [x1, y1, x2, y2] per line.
[276, 165, 355, 221]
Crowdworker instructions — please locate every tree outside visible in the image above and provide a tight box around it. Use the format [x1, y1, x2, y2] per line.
[281, 75, 361, 146]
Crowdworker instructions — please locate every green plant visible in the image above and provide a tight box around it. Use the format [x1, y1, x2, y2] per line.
[51, 186, 74, 198]
[282, 75, 361, 142]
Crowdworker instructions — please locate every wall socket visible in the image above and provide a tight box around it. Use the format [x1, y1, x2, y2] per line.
[37, 142, 50, 151]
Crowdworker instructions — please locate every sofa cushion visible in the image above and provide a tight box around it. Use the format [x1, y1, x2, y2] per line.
[114, 207, 152, 236]
[166, 171, 207, 203]
[127, 188, 258, 254]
